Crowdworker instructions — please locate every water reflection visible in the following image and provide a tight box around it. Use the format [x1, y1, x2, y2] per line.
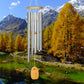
[0, 79, 5, 84]
[13, 81, 25, 84]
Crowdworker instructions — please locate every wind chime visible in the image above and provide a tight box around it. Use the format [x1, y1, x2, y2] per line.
[27, 0, 43, 80]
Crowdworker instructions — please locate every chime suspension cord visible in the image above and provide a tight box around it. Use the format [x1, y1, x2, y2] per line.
[34, 10, 36, 67]
[29, 0, 32, 6]
[35, 0, 38, 7]
[29, 0, 38, 7]
[34, 0, 39, 67]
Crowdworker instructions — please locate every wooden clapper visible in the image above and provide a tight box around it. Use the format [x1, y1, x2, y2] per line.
[31, 67, 39, 80]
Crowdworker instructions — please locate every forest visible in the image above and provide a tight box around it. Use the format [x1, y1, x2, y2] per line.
[0, 31, 27, 52]
[43, 3, 84, 63]
[0, 3, 84, 63]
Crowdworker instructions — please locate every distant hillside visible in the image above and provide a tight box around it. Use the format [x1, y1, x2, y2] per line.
[0, 12, 58, 36]
[0, 15, 27, 36]
[43, 9, 58, 28]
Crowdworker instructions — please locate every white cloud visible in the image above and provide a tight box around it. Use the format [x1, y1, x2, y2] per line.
[11, 2, 17, 6]
[17, 1, 20, 4]
[9, 1, 20, 10]
[11, 1, 20, 6]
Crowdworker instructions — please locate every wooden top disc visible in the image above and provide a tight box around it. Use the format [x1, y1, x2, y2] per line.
[31, 67, 39, 80]
[27, 7, 43, 9]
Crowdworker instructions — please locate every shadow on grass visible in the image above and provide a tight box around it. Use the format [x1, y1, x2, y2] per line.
[43, 78, 83, 84]
[55, 79, 82, 84]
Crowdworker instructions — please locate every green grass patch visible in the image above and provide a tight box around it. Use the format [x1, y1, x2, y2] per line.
[1, 78, 7, 83]
[0, 52, 84, 84]
[67, 71, 84, 83]
[0, 53, 12, 61]
[40, 74, 50, 80]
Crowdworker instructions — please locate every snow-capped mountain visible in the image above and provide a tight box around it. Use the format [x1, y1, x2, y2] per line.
[40, 0, 84, 14]
[55, 5, 64, 12]
[55, 0, 84, 12]
[69, 0, 84, 12]
[39, 0, 84, 28]
[39, 5, 54, 14]
[39, 5, 59, 28]
[43, 9, 58, 28]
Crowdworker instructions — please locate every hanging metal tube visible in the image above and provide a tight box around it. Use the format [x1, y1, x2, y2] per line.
[34, 12, 37, 54]
[28, 12, 31, 62]
[39, 12, 42, 51]
[31, 12, 35, 56]
[36, 12, 40, 52]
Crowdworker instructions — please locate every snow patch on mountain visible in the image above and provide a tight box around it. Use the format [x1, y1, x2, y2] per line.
[55, 0, 84, 12]
[69, 0, 84, 12]
[39, 5, 54, 14]
[55, 5, 64, 12]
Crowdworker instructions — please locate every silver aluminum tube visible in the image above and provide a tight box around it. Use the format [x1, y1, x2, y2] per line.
[31, 12, 34, 56]
[33, 13, 35, 54]
[34, 12, 37, 54]
[39, 12, 42, 51]
[27, 12, 31, 62]
[37, 13, 40, 51]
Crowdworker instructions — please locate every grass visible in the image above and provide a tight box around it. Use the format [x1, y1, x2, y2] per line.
[15, 51, 27, 56]
[0, 52, 84, 84]
[0, 78, 7, 83]
[40, 67, 84, 84]
[68, 72, 84, 83]
[43, 62, 84, 83]
[0, 53, 12, 61]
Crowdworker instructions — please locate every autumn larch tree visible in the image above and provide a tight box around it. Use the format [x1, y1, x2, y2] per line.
[43, 22, 54, 53]
[3, 32, 9, 51]
[50, 3, 83, 62]
[6, 31, 14, 52]
[0, 33, 4, 51]
[15, 34, 22, 51]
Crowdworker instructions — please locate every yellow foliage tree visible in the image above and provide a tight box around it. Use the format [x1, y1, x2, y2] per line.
[43, 22, 54, 52]
[6, 31, 14, 52]
[21, 37, 26, 51]
[0, 33, 4, 51]
[50, 3, 83, 62]
[3, 32, 9, 51]
[15, 34, 22, 51]
[24, 37, 27, 51]
[24, 30, 28, 51]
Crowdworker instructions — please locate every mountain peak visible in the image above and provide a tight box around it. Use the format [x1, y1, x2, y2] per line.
[69, 0, 84, 12]
[55, 0, 84, 12]
[2, 14, 16, 22]
[39, 5, 54, 14]
[70, 0, 84, 5]
[44, 5, 53, 9]
[0, 14, 27, 36]
[5, 14, 15, 18]
[7, 14, 15, 17]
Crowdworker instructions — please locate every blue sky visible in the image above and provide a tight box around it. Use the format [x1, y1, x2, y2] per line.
[0, 0, 69, 21]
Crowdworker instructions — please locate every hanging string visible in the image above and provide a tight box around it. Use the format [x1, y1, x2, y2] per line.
[34, 54, 35, 66]
[35, 0, 38, 6]
[29, 0, 32, 6]
[29, 0, 38, 7]
[34, 9, 36, 67]
[33, 0, 38, 66]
